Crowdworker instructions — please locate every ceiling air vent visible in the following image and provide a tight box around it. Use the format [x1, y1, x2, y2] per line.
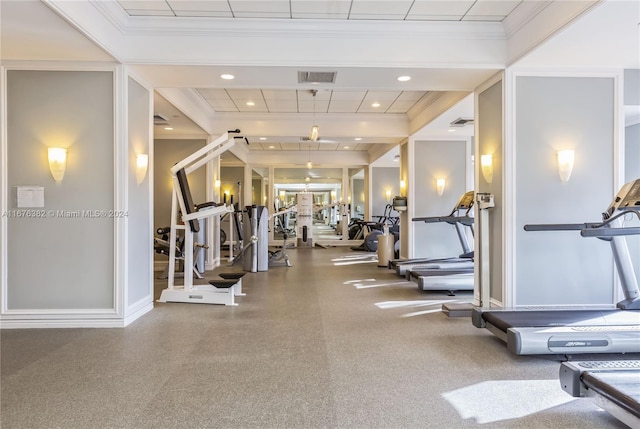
[153, 114, 169, 126]
[449, 117, 474, 127]
[298, 71, 337, 84]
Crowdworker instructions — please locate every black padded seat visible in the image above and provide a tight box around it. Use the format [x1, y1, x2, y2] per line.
[208, 280, 237, 289]
[219, 272, 246, 280]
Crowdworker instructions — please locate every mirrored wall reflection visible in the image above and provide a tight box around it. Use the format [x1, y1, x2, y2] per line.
[274, 167, 345, 240]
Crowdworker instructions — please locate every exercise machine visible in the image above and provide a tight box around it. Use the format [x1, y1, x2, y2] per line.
[158, 133, 241, 306]
[559, 359, 640, 427]
[442, 193, 495, 316]
[390, 191, 475, 277]
[472, 178, 640, 355]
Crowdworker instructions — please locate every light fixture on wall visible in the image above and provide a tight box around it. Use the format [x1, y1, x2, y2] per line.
[557, 149, 575, 182]
[480, 154, 493, 184]
[436, 178, 446, 197]
[400, 180, 406, 196]
[135, 153, 149, 184]
[385, 189, 392, 201]
[48, 147, 67, 182]
[214, 179, 221, 189]
[279, 190, 286, 201]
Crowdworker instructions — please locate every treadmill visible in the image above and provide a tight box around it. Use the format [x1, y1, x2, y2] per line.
[390, 191, 476, 278]
[560, 360, 640, 428]
[472, 179, 640, 356]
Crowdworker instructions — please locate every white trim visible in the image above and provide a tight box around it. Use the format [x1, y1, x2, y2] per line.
[0, 66, 8, 316]
[1, 308, 119, 318]
[124, 70, 156, 317]
[503, 71, 513, 309]
[123, 300, 154, 327]
[114, 65, 127, 319]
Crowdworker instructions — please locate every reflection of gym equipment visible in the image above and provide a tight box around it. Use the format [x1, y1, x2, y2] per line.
[154, 226, 208, 279]
[472, 178, 640, 356]
[391, 191, 475, 277]
[269, 207, 294, 267]
[406, 191, 476, 294]
[350, 204, 399, 252]
[158, 133, 241, 306]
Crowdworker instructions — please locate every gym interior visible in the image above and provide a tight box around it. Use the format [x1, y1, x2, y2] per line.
[1, 1, 640, 428]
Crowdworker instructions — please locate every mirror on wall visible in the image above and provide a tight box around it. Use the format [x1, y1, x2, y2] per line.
[273, 167, 345, 240]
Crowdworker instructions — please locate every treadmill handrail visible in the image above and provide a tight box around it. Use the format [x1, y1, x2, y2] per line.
[523, 223, 598, 231]
[413, 215, 474, 226]
[581, 227, 640, 238]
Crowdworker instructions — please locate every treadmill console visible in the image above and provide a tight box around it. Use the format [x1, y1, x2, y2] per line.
[456, 191, 475, 211]
[604, 179, 640, 219]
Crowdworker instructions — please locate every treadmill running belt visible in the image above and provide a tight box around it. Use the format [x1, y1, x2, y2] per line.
[482, 310, 628, 333]
[582, 371, 640, 419]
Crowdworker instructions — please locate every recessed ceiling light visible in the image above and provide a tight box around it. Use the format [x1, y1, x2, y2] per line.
[354, 137, 362, 141]
[220, 74, 234, 80]
[246, 101, 255, 106]
[259, 137, 267, 140]
[164, 127, 173, 130]
[344, 146, 350, 149]
[448, 128, 456, 132]
[397, 75, 411, 82]
[268, 145, 275, 149]
[372, 102, 381, 108]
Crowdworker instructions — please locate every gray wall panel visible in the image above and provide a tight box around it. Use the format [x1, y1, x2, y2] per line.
[7, 70, 114, 309]
[412, 140, 469, 259]
[477, 80, 504, 302]
[127, 77, 152, 306]
[515, 76, 615, 306]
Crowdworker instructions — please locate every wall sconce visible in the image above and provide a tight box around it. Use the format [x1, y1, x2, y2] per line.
[385, 189, 392, 201]
[48, 147, 67, 182]
[214, 179, 221, 189]
[135, 153, 149, 184]
[279, 190, 286, 201]
[557, 149, 575, 182]
[480, 154, 493, 184]
[436, 178, 446, 197]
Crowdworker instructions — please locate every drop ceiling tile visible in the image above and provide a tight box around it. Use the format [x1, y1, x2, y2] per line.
[118, 0, 172, 12]
[358, 101, 393, 113]
[291, 0, 351, 19]
[263, 90, 298, 100]
[298, 99, 330, 113]
[466, 0, 522, 16]
[349, 0, 414, 18]
[228, 0, 290, 17]
[197, 88, 232, 101]
[330, 90, 367, 100]
[364, 91, 402, 101]
[206, 100, 238, 112]
[407, 0, 474, 17]
[281, 143, 302, 151]
[327, 100, 361, 113]
[167, 0, 232, 12]
[395, 91, 427, 102]
[266, 100, 298, 112]
[386, 101, 416, 113]
[173, 11, 234, 17]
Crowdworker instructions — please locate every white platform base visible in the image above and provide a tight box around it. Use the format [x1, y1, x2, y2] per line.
[158, 285, 237, 306]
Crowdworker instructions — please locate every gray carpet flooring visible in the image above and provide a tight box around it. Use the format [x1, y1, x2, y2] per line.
[1, 247, 627, 428]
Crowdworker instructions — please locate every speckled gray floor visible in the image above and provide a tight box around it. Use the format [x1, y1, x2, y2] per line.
[1, 247, 627, 428]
